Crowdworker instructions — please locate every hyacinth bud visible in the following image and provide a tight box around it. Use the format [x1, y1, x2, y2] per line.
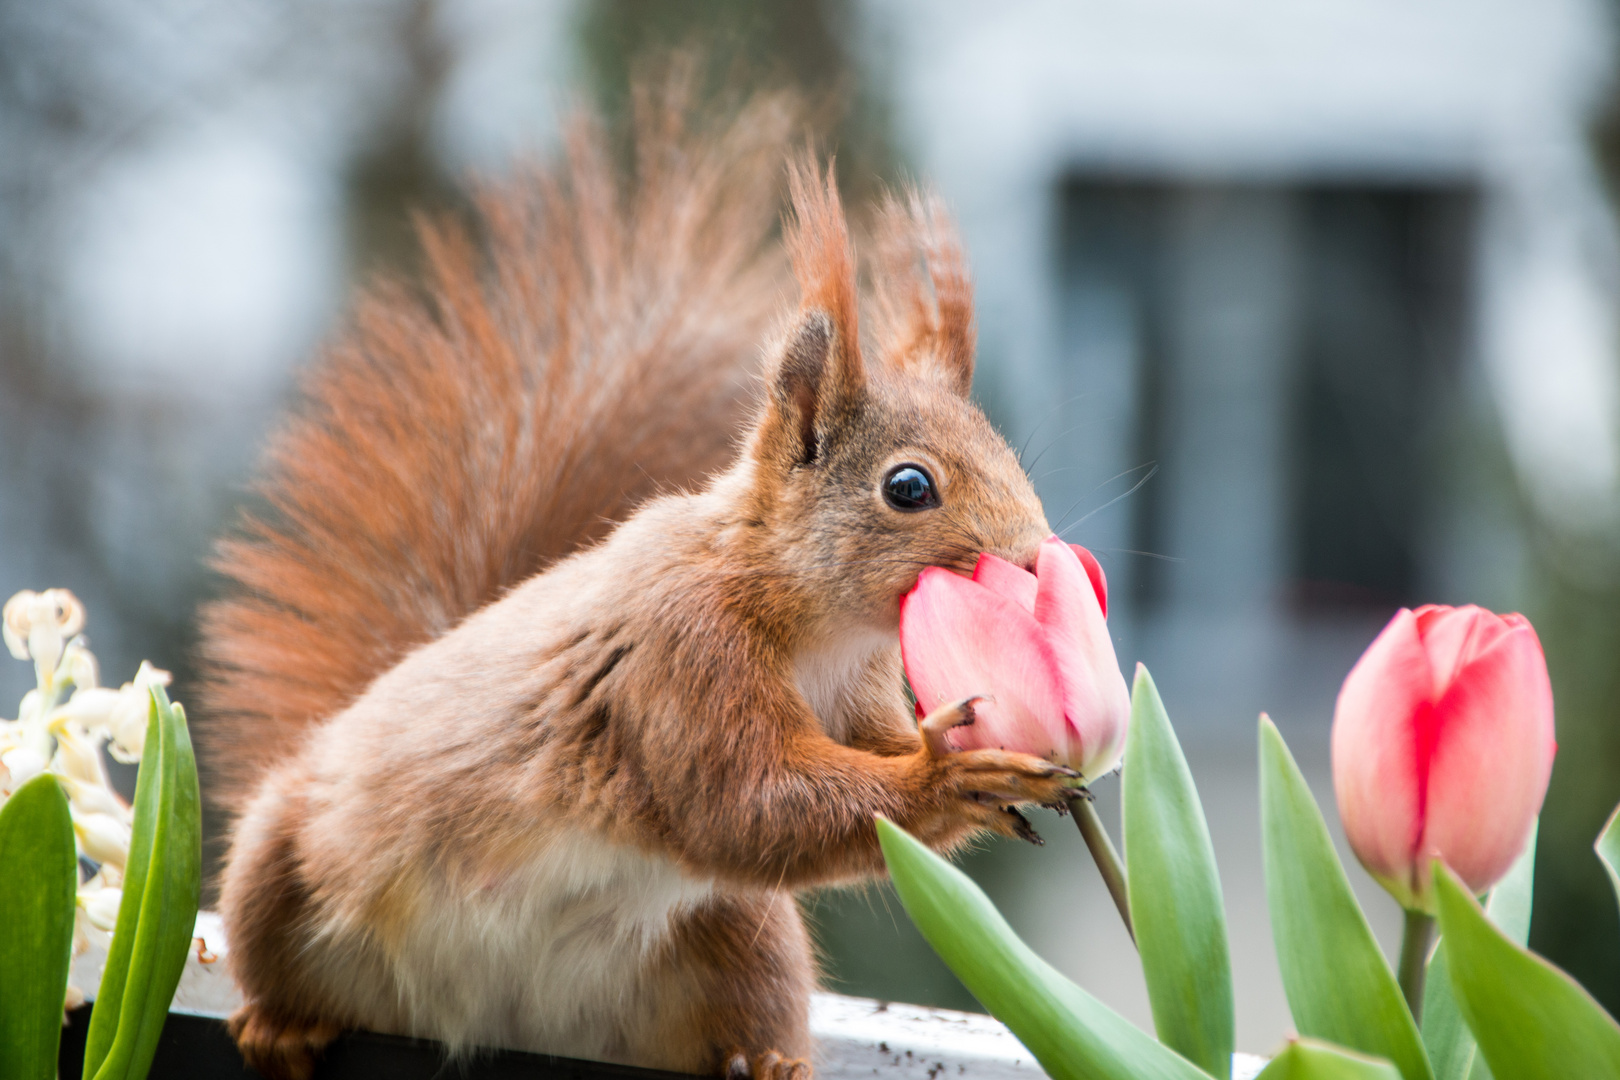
[1332, 604, 1556, 913]
[1, 746, 47, 793]
[79, 884, 124, 933]
[74, 810, 132, 869]
[900, 536, 1131, 781]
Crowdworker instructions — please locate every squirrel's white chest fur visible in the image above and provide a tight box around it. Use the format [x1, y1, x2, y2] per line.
[379, 831, 714, 1062]
[793, 625, 894, 744]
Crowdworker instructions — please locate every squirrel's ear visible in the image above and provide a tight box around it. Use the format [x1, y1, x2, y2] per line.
[764, 308, 862, 468]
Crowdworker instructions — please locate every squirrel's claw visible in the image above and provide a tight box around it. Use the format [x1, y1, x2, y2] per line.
[1005, 807, 1043, 845]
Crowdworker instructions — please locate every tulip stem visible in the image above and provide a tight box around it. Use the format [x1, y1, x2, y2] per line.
[1070, 793, 1134, 946]
[1397, 908, 1436, 1023]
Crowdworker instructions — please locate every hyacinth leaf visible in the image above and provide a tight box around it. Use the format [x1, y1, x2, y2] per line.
[1422, 822, 1536, 1080]
[1257, 717, 1433, 1080]
[1253, 1039, 1402, 1080]
[1434, 861, 1620, 1078]
[1597, 801, 1620, 914]
[1123, 664, 1234, 1079]
[875, 816, 1208, 1080]
[0, 773, 77, 1080]
[83, 685, 201, 1080]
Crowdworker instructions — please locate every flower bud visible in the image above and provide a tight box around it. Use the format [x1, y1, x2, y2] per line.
[79, 884, 124, 932]
[1, 746, 47, 791]
[1331, 605, 1555, 913]
[60, 775, 127, 821]
[900, 536, 1130, 780]
[74, 811, 131, 869]
[104, 662, 169, 764]
[52, 720, 109, 787]
[56, 687, 121, 732]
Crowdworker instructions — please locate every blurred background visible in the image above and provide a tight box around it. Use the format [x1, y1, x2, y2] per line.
[3, 0, 1619, 1057]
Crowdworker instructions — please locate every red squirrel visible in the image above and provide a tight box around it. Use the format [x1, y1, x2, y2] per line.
[202, 85, 1072, 1080]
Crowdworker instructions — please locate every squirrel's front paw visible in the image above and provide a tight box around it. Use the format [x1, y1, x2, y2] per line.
[724, 1047, 812, 1080]
[913, 695, 1078, 843]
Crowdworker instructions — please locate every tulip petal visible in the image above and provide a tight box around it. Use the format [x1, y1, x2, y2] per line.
[1419, 624, 1556, 895]
[972, 553, 1038, 614]
[900, 567, 1065, 758]
[1332, 608, 1432, 904]
[1033, 538, 1131, 777]
[1415, 606, 1513, 700]
[1071, 544, 1108, 618]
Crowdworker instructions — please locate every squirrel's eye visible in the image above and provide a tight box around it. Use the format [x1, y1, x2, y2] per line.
[882, 465, 938, 512]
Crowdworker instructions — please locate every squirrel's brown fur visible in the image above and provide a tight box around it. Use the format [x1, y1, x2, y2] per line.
[203, 80, 1068, 1080]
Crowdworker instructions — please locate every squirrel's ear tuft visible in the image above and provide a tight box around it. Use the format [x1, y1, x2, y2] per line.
[763, 155, 865, 468]
[869, 188, 975, 397]
[766, 309, 848, 467]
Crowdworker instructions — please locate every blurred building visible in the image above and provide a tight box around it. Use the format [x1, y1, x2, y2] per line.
[3, 0, 1618, 1060]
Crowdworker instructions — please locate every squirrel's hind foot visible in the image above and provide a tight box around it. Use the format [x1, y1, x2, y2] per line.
[724, 1047, 812, 1080]
[227, 1002, 340, 1080]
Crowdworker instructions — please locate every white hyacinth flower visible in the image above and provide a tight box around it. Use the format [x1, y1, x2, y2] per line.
[1, 745, 48, 791]
[2, 587, 171, 1009]
[3, 589, 85, 688]
[52, 717, 112, 789]
[79, 882, 124, 933]
[74, 811, 132, 870]
[105, 662, 168, 764]
[59, 775, 128, 822]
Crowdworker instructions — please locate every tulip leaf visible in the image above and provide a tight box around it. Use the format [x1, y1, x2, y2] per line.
[1434, 860, 1620, 1078]
[1253, 1039, 1402, 1080]
[1597, 801, 1620, 914]
[83, 685, 201, 1080]
[0, 773, 78, 1080]
[1421, 823, 1536, 1080]
[875, 816, 1209, 1080]
[1123, 665, 1234, 1078]
[1257, 716, 1433, 1080]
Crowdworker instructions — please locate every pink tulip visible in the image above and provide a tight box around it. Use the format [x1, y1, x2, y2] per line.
[899, 536, 1131, 781]
[1332, 604, 1556, 912]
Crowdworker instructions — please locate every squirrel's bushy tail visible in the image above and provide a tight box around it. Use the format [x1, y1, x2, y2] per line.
[200, 80, 797, 811]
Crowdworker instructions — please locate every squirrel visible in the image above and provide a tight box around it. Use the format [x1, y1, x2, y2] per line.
[201, 81, 1073, 1080]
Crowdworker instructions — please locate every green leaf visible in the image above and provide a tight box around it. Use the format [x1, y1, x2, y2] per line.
[1435, 860, 1620, 1079]
[84, 685, 201, 1080]
[0, 773, 78, 1080]
[1123, 665, 1234, 1078]
[1422, 823, 1536, 1080]
[875, 816, 1209, 1080]
[1597, 801, 1620, 915]
[1254, 1039, 1402, 1080]
[1257, 716, 1433, 1080]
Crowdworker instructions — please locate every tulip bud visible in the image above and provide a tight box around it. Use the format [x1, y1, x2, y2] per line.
[900, 536, 1131, 781]
[1332, 604, 1555, 913]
